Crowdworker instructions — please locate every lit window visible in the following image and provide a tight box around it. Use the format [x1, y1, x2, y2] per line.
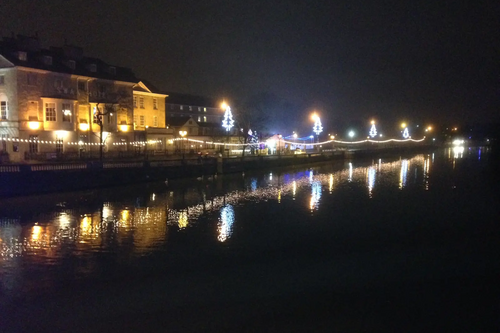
[62, 103, 72, 122]
[204, 108, 206, 112]
[140, 115, 145, 126]
[45, 103, 56, 122]
[139, 97, 144, 108]
[1, 101, 7, 120]
[134, 115, 138, 126]
[204, 116, 207, 122]
[93, 106, 100, 124]
[56, 139, 63, 154]
[153, 116, 158, 127]
[180, 105, 183, 110]
[29, 135, 38, 153]
[1, 134, 6, 151]
[198, 107, 201, 112]
[153, 98, 158, 110]
[197, 116, 201, 122]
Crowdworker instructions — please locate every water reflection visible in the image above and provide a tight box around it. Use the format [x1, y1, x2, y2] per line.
[367, 167, 376, 197]
[218, 205, 235, 242]
[1, 154, 434, 267]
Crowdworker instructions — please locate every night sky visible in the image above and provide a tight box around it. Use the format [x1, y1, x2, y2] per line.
[1, 0, 498, 133]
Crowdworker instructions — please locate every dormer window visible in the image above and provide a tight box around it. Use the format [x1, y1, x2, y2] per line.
[43, 56, 53, 65]
[109, 66, 116, 75]
[18, 51, 27, 61]
[68, 60, 76, 70]
[89, 64, 97, 72]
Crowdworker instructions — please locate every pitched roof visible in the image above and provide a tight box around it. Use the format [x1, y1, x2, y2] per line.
[0, 35, 139, 83]
[166, 116, 194, 127]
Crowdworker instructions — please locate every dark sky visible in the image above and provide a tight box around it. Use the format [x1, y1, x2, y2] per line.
[1, 0, 498, 132]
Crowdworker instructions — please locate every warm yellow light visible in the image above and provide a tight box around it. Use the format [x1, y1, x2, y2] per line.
[31, 225, 42, 241]
[330, 135, 335, 139]
[311, 113, 318, 121]
[28, 121, 40, 130]
[221, 102, 228, 110]
[371, 120, 375, 125]
[179, 130, 187, 137]
[119, 124, 128, 132]
[79, 123, 89, 131]
[178, 211, 188, 228]
[401, 122, 407, 128]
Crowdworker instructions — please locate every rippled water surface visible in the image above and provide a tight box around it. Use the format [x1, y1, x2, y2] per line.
[0, 147, 498, 332]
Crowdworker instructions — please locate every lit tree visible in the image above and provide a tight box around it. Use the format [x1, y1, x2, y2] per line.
[402, 127, 410, 138]
[313, 115, 323, 136]
[222, 106, 234, 132]
[369, 121, 377, 138]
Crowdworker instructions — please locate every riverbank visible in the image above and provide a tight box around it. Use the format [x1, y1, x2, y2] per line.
[0, 145, 437, 197]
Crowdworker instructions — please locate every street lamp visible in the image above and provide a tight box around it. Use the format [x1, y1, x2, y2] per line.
[348, 130, 355, 139]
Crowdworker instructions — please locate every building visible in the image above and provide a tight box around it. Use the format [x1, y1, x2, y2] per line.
[165, 93, 224, 124]
[0, 34, 147, 163]
[132, 81, 169, 153]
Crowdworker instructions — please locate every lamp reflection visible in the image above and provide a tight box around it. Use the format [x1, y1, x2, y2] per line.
[31, 225, 42, 241]
[399, 159, 408, 189]
[453, 146, 464, 159]
[310, 181, 322, 211]
[348, 163, 353, 182]
[329, 174, 334, 193]
[367, 167, 376, 197]
[218, 205, 235, 242]
[178, 211, 188, 229]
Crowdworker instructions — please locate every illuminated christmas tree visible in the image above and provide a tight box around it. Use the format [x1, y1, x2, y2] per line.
[313, 116, 323, 136]
[222, 106, 234, 132]
[369, 122, 377, 138]
[402, 127, 409, 138]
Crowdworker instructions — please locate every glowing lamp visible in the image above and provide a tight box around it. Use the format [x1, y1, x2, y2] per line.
[79, 122, 89, 131]
[28, 121, 40, 130]
[119, 124, 129, 132]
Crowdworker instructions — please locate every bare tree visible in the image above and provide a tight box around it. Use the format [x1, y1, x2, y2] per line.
[93, 103, 115, 161]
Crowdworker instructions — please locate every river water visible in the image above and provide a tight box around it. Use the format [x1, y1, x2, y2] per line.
[0, 147, 498, 332]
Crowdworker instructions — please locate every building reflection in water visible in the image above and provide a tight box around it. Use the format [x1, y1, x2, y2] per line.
[1, 155, 430, 264]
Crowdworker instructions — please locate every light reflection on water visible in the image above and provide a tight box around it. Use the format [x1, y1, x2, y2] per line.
[1, 155, 431, 265]
[7, 150, 484, 293]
